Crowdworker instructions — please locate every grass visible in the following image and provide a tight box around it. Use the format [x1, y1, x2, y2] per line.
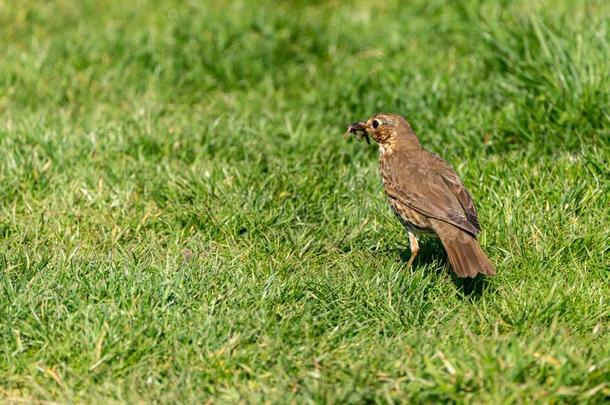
[1, 0, 609, 402]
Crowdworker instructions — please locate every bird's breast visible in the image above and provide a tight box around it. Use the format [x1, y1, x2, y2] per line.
[387, 196, 435, 236]
[378, 150, 435, 236]
[378, 149, 396, 188]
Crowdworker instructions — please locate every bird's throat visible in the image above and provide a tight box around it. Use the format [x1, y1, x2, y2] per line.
[378, 142, 392, 156]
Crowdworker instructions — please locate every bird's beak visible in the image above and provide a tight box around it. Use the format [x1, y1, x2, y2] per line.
[346, 121, 370, 144]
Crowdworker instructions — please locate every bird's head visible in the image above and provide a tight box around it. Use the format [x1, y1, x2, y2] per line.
[347, 113, 418, 148]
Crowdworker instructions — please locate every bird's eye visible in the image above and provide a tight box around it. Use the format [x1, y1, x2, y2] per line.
[372, 119, 382, 129]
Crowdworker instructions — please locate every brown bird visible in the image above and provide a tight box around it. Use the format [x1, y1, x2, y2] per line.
[347, 113, 495, 277]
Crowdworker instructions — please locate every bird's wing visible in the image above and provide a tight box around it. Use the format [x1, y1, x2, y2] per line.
[440, 171, 480, 232]
[384, 152, 480, 236]
[427, 153, 481, 232]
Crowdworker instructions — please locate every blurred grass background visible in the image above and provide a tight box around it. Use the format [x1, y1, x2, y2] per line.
[1, 0, 609, 403]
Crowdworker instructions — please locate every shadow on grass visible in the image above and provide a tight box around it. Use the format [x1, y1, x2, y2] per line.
[451, 274, 494, 299]
[391, 238, 494, 299]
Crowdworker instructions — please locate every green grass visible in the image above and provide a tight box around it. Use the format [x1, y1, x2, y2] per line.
[1, 0, 609, 402]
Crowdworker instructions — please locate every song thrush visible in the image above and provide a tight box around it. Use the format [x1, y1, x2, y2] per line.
[347, 113, 495, 277]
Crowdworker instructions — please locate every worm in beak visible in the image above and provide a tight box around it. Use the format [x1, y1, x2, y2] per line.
[346, 121, 370, 144]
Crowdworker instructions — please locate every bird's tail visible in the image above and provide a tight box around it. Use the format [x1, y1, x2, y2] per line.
[430, 219, 496, 277]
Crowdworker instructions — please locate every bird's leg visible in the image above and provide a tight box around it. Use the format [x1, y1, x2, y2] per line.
[406, 232, 419, 268]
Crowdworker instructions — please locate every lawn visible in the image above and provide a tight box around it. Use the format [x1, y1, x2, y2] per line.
[1, 0, 609, 403]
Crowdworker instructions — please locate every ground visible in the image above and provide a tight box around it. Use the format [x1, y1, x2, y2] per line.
[1, 0, 609, 403]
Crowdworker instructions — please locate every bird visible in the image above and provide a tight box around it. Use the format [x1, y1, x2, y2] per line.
[347, 113, 495, 277]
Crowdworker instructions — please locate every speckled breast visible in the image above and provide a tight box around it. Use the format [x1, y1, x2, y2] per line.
[386, 197, 437, 237]
[379, 152, 437, 237]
